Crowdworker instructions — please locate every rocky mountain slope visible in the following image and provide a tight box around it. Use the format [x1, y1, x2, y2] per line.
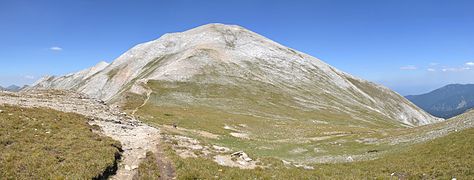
[32, 23, 439, 127]
[34, 61, 109, 90]
[406, 84, 474, 118]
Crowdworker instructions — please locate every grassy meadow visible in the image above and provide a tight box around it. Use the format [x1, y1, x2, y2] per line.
[0, 105, 122, 179]
[138, 127, 474, 179]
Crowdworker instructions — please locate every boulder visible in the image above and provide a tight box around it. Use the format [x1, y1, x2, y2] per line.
[231, 151, 252, 162]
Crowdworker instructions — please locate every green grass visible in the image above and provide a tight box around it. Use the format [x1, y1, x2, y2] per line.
[121, 73, 473, 179]
[121, 92, 147, 114]
[135, 151, 161, 180]
[160, 127, 474, 179]
[127, 79, 410, 162]
[107, 68, 120, 79]
[0, 105, 122, 179]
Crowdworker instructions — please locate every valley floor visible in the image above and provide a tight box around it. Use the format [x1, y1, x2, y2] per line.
[155, 126, 474, 179]
[132, 90, 474, 179]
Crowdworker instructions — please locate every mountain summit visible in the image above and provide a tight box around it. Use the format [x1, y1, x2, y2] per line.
[33, 23, 440, 126]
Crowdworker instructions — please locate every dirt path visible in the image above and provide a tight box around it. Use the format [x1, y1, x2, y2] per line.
[129, 87, 177, 179]
[131, 86, 152, 116]
[0, 90, 163, 180]
[154, 141, 176, 180]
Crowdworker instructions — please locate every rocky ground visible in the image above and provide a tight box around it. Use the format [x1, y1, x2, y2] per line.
[0, 90, 163, 179]
[160, 133, 259, 169]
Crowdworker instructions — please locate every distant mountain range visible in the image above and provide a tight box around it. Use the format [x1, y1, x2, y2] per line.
[0, 85, 26, 92]
[406, 84, 474, 119]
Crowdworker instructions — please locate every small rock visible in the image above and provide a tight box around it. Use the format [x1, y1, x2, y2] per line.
[213, 145, 230, 152]
[0, 110, 3, 113]
[346, 156, 354, 162]
[282, 160, 291, 165]
[243, 156, 252, 162]
[231, 151, 244, 156]
[238, 124, 248, 127]
[294, 164, 314, 170]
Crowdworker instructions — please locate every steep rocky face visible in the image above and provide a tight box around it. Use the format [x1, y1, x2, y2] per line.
[406, 84, 474, 119]
[33, 23, 440, 126]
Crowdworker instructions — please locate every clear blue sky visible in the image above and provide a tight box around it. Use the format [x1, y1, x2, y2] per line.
[1, 0, 473, 95]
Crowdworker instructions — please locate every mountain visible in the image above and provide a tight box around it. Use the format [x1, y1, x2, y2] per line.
[32, 23, 440, 127]
[1, 85, 23, 92]
[33, 61, 110, 90]
[406, 84, 474, 119]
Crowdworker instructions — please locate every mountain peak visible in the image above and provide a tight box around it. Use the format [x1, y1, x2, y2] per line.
[190, 23, 245, 31]
[163, 23, 248, 37]
[144, 23, 267, 53]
